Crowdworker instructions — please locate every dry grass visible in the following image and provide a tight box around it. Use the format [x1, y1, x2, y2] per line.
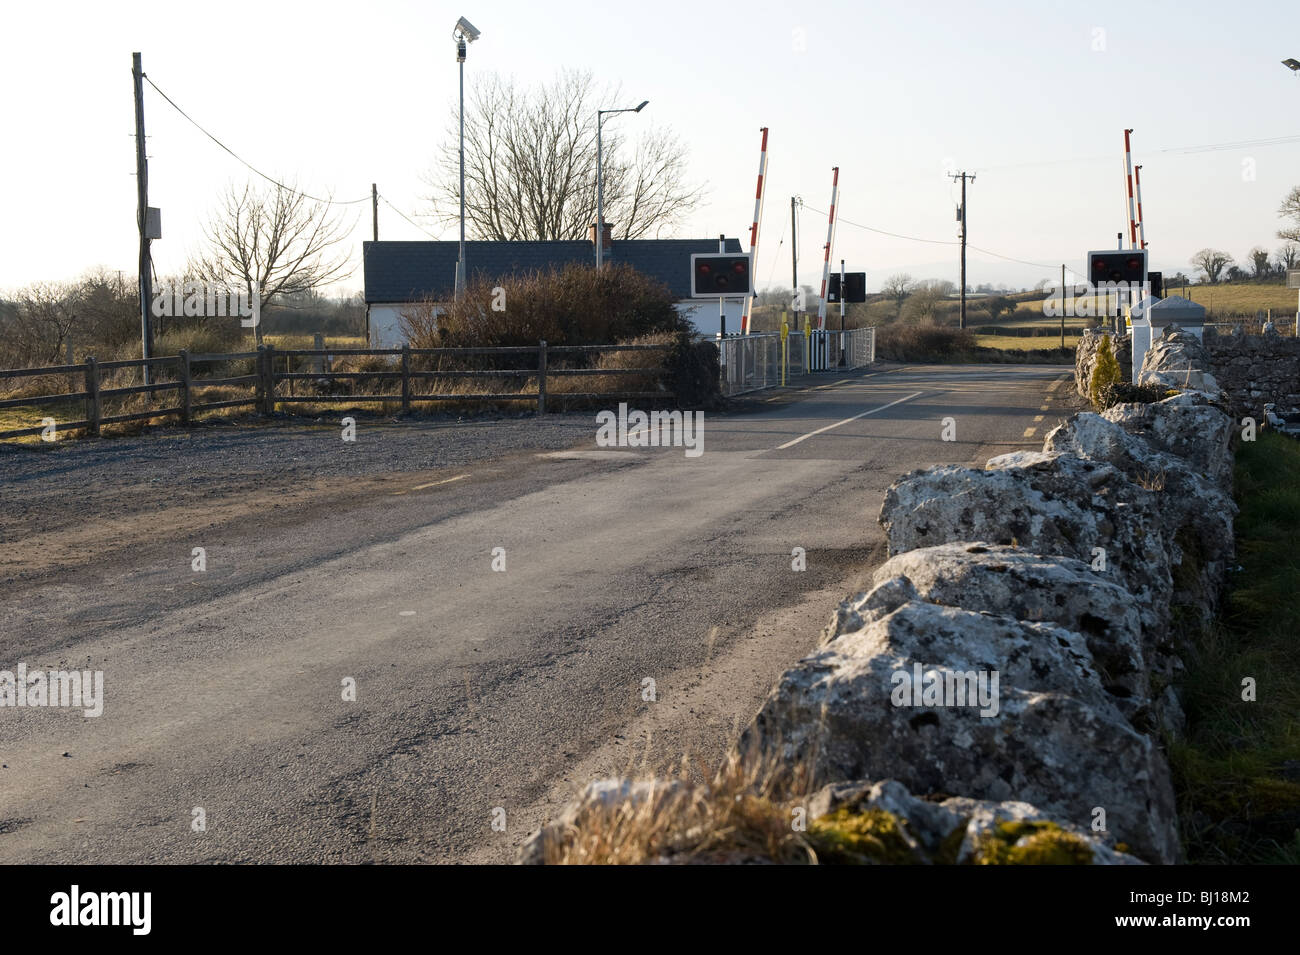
[974, 334, 1081, 351]
[541, 746, 817, 865]
[1137, 469, 1167, 491]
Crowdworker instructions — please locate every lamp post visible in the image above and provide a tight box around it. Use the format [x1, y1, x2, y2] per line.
[595, 100, 648, 269]
[453, 17, 481, 301]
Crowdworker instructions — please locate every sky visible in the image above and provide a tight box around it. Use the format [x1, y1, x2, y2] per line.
[4, 0, 1300, 296]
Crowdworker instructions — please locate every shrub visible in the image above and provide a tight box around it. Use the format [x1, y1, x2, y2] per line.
[1087, 334, 1122, 409]
[403, 262, 687, 351]
[875, 324, 977, 361]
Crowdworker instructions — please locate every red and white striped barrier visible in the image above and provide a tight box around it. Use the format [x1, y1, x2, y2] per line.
[741, 127, 768, 335]
[816, 166, 839, 330]
[1123, 129, 1138, 250]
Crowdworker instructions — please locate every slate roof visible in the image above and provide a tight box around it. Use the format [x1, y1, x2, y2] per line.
[363, 237, 745, 303]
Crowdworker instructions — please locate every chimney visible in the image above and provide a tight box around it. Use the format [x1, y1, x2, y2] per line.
[589, 221, 613, 255]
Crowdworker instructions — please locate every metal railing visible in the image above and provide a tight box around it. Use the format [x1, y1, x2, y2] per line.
[716, 326, 875, 396]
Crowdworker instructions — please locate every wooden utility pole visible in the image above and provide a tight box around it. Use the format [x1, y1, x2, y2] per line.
[132, 52, 154, 383]
[950, 172, 975, 329]
[372, 183, 379, 241]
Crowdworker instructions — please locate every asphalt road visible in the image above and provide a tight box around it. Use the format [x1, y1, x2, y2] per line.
[0, 363, 1074, 863]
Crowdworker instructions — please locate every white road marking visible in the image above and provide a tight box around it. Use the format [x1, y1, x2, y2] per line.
[394, 474, 471, 495]
[412, 474, 470, 491]
[772, 392, 924, 450]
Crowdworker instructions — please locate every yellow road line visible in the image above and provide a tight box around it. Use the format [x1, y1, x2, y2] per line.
[1022, 426, 1037, 438]
[1033, 414, 1044, 423]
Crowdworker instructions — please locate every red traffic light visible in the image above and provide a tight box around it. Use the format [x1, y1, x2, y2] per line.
[691, 253, 753, 297]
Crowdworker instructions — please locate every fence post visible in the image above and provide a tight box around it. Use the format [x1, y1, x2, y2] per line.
[401, 345, 411, 415]
[84, 357, 101, 437]
[267, 344, 279, 414]
[255, 346, 265, 414]
[179, 349, 192, 425]
[537, 340, 547, 415]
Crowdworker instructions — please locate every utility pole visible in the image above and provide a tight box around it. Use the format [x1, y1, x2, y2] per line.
[132, 52, 154, 383]
[372, 183, 378, 241]
[790, 196, 800, 328]
[950, 172, 974, 329]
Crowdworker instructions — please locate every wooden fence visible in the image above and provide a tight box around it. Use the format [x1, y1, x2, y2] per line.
[0, 342, 671, 441]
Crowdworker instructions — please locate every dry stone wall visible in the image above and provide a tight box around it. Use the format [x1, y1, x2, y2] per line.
[523, 341, 1236, 865]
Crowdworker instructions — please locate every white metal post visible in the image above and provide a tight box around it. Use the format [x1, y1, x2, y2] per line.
[455, 47, 466, 300]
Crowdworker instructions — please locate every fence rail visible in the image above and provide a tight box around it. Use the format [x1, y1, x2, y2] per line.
[0, 342, 673, 441]
[2, 330, 878, 441]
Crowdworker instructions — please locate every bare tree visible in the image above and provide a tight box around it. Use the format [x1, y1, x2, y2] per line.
[426, 69, 704, 241]
[881, 273, 914, 316]
[1248, 246, 1272, 278]
[192, 180, 354, 341]
[1190, 248, 1233, 285]
[5, 281, 84, 366]
[1277, 243, 1299, 271]
[901, 280, 949, 324]
[1278, 185, 1300, 243]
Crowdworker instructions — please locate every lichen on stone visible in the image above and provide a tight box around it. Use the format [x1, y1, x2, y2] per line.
[807, 807, 919, 864]
[972, 820, 1095, 865]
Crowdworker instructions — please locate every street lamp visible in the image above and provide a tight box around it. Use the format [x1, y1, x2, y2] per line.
[453, 16, 481, 301]
[1283, 58, 1300, 71]
[595, 100, 648, 269]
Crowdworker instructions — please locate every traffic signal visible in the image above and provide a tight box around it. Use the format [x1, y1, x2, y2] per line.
[1087, 249, 1147, 285]
[690, 254, 752, 297]
[828, 272, 867, 303]
[1147, 271, 1164, 299]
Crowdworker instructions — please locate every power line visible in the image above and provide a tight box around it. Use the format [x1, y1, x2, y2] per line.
[974, 130, 1300, 173]
[142, 75, 371, 206]
[805, 205, 1059, 273]
[377, 195, 442, 240]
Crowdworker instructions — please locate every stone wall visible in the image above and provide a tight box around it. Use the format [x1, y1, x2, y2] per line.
[1203, 328, 1300, 422]
[523, 347, 1236, 865]
[1075, 324, 1300, 422]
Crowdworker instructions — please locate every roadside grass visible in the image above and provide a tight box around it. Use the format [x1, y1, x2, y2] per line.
[1169, 430, 1300, 864]
[0, 401, 85, 444]
[262, 333, 367, 351]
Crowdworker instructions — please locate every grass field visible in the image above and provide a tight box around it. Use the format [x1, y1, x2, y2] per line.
[1170, 431, 1300, 863]
[1014, 283, 1300, 322]
[974, 334, 1081, 351]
